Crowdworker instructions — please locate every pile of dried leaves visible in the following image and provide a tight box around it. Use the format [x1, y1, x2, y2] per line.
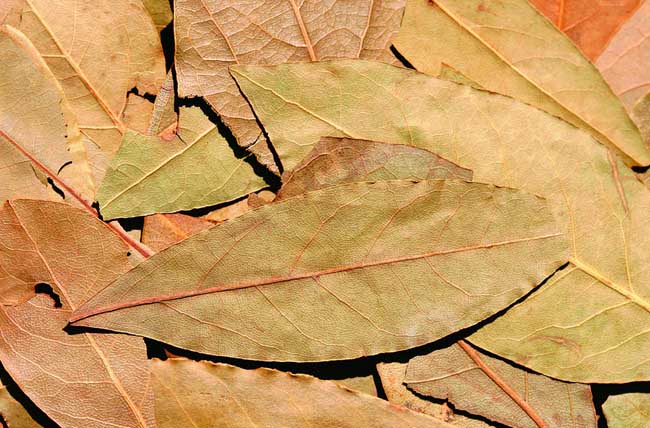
[2, 0, 650, 427]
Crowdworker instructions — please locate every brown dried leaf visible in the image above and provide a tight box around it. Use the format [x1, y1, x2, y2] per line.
[174, 0, 406, 170]
[405, 341, 597, 428]
[529, 0, 641, 61]
[0, 382, 43, 428]
[0, 200, 154, 428]
[278, 137, 472, 200]
[152, 358, 456, 427]
[596, 1, 650, 111]
[377, 362, 495, 427]
[142, 213, 214, 253]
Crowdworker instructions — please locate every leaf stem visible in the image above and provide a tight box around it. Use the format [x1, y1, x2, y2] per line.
[457, 340, 547, 428]
[1, 129, 153, 259]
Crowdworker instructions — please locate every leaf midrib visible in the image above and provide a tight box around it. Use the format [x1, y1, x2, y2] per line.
[70, 232, 561, 322]
[432, 0, 631, 162]
[5, 202, 149, 428]
[25, 0, 126, 133]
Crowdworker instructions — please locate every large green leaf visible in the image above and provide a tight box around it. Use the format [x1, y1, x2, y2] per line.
[71, 179, 566, 362]
[392, 0, 649, 166]
[152, 359, 455, 428]
[96, 107, 266, 219]
[230, 60, 650, 382]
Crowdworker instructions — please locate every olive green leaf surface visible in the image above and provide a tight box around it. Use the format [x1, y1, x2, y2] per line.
[377, 362, 494, 427]
[0, 382, 43, 428]
[278, 137, 473, 200]
[71, 179, 566, 362]
[143, 0, 173, 32]
[1, 0, 166, 188]
[0, 200, 155, 428]
[596, 0, 650, 111]
[174, 0, 406, 169]
[603, 393, 650, 428]
[231, 60, 650, 382]
[152, 358, 457, 428]
[392, 0, 649, 167]
[96, 106, 266, 219]
[405, 342, 597, 428]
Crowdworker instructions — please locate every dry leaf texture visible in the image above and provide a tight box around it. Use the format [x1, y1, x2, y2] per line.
[405, 342, 597, 428]
[142, 213, 214, 253]
[71, 179, 567, 362]
[174, 0, 406, 169]
[0, 200, 154, 428]
[231, 60, 650, 382]
[152, 358, 457, 428]
[392, 0, 649, 166]
[603, 393, 650, 428]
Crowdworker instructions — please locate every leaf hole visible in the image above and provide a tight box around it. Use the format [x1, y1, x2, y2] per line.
[34, 283, 62, 308]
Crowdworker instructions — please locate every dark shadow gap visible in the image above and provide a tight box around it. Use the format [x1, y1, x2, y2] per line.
[176, 96, 282, 191]
[0, 364, 58, 428]
[390, 45, 415, 69]
[34, 283, 62, 308]
[46, 177, 65, 200]
[632, 164, 649, 173]
[160, 20, 175, 71]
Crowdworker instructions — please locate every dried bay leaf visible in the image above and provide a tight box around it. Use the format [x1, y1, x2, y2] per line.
[392, 0, 649, 166]
[143, 0, 173, 32]
[1, 0, 166, 186]
[529, 0, 641, 61]
[174, 0, 406, 170]
[0, 26, 91, 203]
[596, 1, 650, 111]
[405, 341, 597, 428]
[231, 60, 650, 382]
[0, 200, 154, 428]
[152, 358, 457, 428]
[377, 362, 494, 427]
[278, 137, 473, 200]
[0, 382, 43, 428]
[71, 179, 566, 362]
[603, 393, 650, 428]
[96, 106, 266, 219]
[142, 213, 214, 253]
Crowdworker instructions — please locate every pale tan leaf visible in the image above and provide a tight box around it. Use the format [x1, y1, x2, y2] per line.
[231, 60, 650, 382]
[377, 362, 494, 427]
[596, 1, 650, 111]
[405, 342, 597, 428]
[392, 0, 649, 166]
[0, 200, 154, 428]
[96, 106, 267, 219]
[151, 358, 458, 428]
[71, 179, 566, 362]
[174, 0, 406, 170]
[278, 137, 472, 200]
[529, 0, 641, 61]
[603, 393, 650, 428]
[1, 0, 166, 185]
[142, 213, 214, 253]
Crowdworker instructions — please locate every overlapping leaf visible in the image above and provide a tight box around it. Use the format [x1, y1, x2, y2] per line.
[405, 341, 597, 427]
[603, 393, 650, 428]
[152, 358, 457, 427]
[174, 0, 406, 170]
[0, 200, 154, 428]
[96, 106, 266, 219]
[392, 0, 648, 166]
[0, 382, 43, 428]
[71, 179, 566, 362]
[377, 362, 494, 427]
[278, 137, 472, 200]
[596, 0, 650, 111]
[529, 0, 641, 60]
[231, 59, 650, 382]
[1, 0, 166, 189]
[142, 213, 214, 253]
